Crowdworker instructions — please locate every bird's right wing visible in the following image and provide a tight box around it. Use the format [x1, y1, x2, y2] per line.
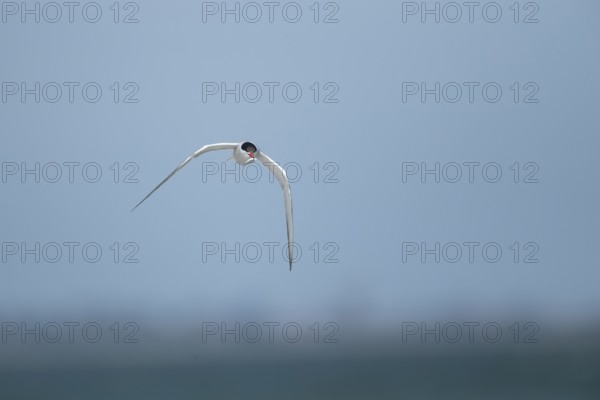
[256, 151, 294, 271]
[131, 143, 238, 211]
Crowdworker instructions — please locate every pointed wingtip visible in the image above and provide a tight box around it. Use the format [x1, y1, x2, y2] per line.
[131, 202, 144, 212]
[130, 198, 147, 213]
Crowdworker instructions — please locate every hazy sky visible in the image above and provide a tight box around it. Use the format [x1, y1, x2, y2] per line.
[1, 0, 599, 337]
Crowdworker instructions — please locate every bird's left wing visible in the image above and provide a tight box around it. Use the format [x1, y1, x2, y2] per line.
[256, 151, 294, 271]
[131, 143, 238, 211]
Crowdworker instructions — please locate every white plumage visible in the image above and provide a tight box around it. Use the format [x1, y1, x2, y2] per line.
[132, 142, 295, 271]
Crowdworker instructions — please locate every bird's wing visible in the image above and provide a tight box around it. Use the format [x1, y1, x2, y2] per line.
[131, 143, 238, 211]
[256, 151, 294, 271]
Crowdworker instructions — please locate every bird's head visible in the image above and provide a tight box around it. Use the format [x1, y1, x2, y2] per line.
[234, 142, 258, 165]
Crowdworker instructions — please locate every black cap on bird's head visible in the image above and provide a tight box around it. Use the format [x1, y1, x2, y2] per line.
[241, 142, 257, 158]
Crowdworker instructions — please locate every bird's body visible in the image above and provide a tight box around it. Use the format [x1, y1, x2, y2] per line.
[132, 142, 295, 270]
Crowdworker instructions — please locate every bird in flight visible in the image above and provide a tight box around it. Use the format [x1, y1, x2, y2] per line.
[131, 142, 295, 271]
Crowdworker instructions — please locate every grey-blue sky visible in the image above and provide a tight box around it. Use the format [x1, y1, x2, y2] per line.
[1, 0, 599, 336]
